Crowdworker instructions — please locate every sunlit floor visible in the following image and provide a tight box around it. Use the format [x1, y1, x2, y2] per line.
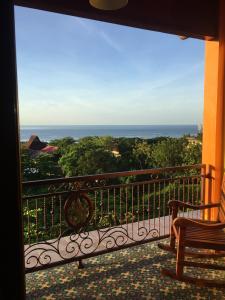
[26, 239, 225, 300]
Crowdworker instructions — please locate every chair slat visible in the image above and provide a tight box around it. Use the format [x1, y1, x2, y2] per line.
[159, 174, 225, 286]
[219, 176, 225, 222]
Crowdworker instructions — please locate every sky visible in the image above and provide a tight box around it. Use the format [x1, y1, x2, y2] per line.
[15, 6, 205, 126]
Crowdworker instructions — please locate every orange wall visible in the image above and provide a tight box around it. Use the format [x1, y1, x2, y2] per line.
[202, 0, 225, 220]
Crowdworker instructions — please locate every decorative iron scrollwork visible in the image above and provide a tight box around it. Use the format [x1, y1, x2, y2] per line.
[23, 165, 203, 273]
[64, 191, 93, 231]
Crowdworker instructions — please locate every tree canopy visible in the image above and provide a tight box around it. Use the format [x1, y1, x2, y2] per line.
[21, 135, 202, 181]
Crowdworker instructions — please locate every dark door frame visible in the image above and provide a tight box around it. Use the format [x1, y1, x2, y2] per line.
[0, 1, 25, 299]
[0, 1, 220, 299]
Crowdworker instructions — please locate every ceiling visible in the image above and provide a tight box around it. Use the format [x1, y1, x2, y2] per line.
[14, 0, 219, 40]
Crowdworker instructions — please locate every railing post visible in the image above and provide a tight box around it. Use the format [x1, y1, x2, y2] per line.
[202, 165, 213, 220]
[201, 164, 206, 205]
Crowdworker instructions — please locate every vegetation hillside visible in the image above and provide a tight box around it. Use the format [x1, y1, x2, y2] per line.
[21, 135, 202, 181]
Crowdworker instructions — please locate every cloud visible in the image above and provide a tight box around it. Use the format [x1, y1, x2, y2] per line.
[74, 17, 95, 34]
[75, 17, 123, 53]
[99, 31, 123, 53]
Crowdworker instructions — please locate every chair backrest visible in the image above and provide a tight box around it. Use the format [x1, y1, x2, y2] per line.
[219, 175, 225, 222]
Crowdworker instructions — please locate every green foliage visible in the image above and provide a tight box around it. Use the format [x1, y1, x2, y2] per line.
[22, 134, 202, 243]
[21, 148, 63, 181]
[116, 138, 137, 171]
[96, 212, 117, 228]
[21, 135, 202, 182]
[151, 137, 188, 168]
[23, 207, 44, 242]
[197, 125, 203, 141]
[59, 137, 118, 176]
[183, 143, 202, 165]
[50, 137, 76, 155]
[132, 141, 153, 169]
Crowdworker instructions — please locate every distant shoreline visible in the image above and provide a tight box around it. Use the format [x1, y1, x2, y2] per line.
[21, 124, 199, 128]
[20, 124, 199, 142]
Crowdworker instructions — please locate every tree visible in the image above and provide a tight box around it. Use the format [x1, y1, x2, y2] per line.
[151, 137, 187, 168]
[116, 138, 137, 171]
[50, 137, 75, 155]
[75, 148, 117, 175]
[196, 125, 203, 141]
[59, 137, 118, 176]
[183, 142, 202, 165]
[132, 141, 152, 169]
[21, 148, 63, 181]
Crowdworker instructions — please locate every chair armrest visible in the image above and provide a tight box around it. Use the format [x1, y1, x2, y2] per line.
[168, 200, 220, 210]
[173, 217, 225, 230]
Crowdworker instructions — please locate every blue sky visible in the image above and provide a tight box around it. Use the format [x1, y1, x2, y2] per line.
[15, 6, 205, 125]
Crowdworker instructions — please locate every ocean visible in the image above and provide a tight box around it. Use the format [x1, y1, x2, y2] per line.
[20, 125, 199, 142]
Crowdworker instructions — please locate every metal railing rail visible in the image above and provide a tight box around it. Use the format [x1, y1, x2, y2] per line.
[23, 164, 206, 273]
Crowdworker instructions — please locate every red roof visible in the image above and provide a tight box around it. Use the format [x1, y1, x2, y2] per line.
[27, 135, 47, 150]
[40, 145, 58, 153]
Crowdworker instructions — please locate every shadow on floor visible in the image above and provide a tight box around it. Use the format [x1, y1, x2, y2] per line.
[26, 239, 225, 300]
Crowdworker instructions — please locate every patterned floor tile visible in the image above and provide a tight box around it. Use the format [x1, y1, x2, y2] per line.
[26, 239, 225, 300]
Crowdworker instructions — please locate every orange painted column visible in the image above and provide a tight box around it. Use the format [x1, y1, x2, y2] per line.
[202, 0, 225, 220]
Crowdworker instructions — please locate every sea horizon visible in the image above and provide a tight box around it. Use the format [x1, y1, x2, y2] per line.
[20, 124, 200, 142]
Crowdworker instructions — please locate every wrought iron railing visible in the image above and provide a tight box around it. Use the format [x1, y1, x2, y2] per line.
[22, 164, 206, 273]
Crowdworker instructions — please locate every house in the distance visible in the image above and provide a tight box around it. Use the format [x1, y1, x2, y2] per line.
[186, 136, 202, 145]
[27, 135, 58, 154]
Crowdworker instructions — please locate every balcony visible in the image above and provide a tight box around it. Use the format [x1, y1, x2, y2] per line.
[22, 164, 225, 297]
[25, 238, 225, 299]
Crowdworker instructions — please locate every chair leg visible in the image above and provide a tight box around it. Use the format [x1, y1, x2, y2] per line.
[176, 227, 185, 278]
[170, 231, 176, 250]
[161, 226, 225, 287]
[158, 226, 176, 253]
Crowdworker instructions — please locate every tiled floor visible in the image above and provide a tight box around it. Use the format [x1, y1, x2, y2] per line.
[26, 239, 225, 299]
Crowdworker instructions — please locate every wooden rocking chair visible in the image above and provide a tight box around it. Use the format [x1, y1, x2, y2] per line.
[158, 177, 225, 287]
